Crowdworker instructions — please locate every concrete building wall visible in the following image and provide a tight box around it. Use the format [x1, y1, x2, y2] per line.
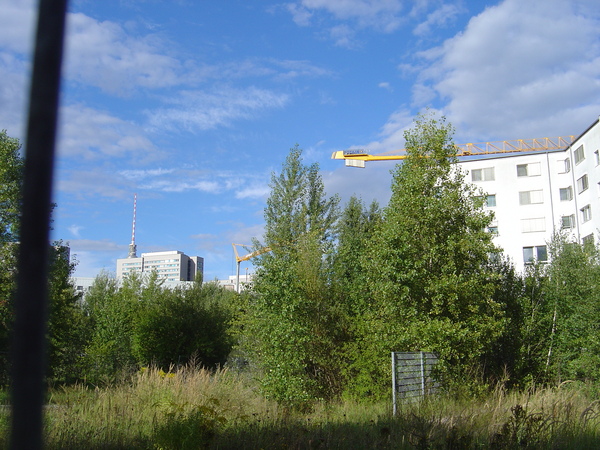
[116, 250, 204, 282]
[457, 117, 600, 272]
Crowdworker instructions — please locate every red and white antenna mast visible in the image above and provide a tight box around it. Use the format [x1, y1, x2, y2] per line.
[128, 193, 138, 258]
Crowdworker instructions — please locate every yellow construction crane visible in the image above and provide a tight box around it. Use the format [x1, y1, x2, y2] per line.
[232, 243, 271, 293]
[331, 136, 576, 168]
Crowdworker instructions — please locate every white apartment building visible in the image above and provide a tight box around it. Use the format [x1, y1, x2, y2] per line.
[116, 250, 204, 283]
[458, 117, 600, 272]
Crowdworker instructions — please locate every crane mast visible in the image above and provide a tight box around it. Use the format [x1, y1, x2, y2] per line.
[232, 243, 271, 293]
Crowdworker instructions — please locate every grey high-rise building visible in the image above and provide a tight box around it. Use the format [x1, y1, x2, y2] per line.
[116, 250, 204, 283]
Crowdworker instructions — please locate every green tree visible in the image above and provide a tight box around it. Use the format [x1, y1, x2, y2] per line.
[46, 243, 90, 384]
[543, 233, 600, 382]
[242, 145, 342, 408]
[0, 131, 23, 382]
[0, 132, 86, 386]
[83, 271, 140, 383]
[349, 112, 504, 397]
[332, 196, 381, 308]
[131, 281, 236, 370]
[0, 130, 23, 244]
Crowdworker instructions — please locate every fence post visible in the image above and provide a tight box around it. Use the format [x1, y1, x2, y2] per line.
[420, 351, 425, 397]
[391, 352, 397, 416]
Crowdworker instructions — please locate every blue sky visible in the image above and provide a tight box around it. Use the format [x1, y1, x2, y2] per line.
[1, 0, 599, 281]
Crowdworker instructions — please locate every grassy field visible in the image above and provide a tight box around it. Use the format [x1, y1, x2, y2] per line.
[2, 366, 600, 449]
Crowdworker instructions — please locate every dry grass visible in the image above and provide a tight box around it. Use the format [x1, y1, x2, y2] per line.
[2, 366, 600, 448]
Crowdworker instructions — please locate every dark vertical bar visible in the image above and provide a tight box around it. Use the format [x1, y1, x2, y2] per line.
[10, 0, 68, 449]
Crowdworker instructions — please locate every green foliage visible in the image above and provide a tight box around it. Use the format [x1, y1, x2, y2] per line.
[84, 274, 236, 383]
[243, 145, 344, 409]
[46, 243, 90, 384]
[347, 112, 505, 397]
[83, 272, 140, 383]
[332, 196, 381, 307]
[543, 233, 600, 382]
[0, 130, 23, 243]
[0, 131, 89, 386]
[0, 130, 22, 384]
[132, 282, 236, 370]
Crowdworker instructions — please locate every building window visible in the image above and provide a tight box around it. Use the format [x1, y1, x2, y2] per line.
[581, 204, 592, 222]
[558, 158, 571, 173]
[487, 226, 499, 235]
[517, 162, 541, 177]
[519, 190, 543, 205]
[471, 167, 495, 181]
[577, 174, 589, 193]
[561, 215, 576, 229]
[574, 145, 585, 165]
[521, 217, 546, 233]
[523, 245, 548, 264]
[583, 234, 594, 246]
[595, 150, 600, 166]
[486, 194, 496, 207]
[559, 186, 573, 201]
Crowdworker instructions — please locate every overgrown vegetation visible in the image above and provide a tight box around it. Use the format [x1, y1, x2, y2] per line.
[2, 113, 600, 447]
[2, 365, 600, 448]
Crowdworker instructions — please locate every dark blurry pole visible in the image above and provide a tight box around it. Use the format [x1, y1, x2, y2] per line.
[10, 0, 68, 449]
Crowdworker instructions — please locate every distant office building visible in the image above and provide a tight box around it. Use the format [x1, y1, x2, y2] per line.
[116, 250, 204, 282]
[72, 276, 96, 296]
[214, 273, 254, 291]
[458, 116, 600, 272]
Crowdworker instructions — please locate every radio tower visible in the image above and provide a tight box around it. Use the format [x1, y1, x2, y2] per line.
[128, 193, 138, 258]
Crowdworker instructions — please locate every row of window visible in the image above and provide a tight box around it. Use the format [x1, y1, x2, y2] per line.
[486, 204, 592, 237]
[471, 144, 600, 183]
[523, 233, 595, 264]
[144, 258, 180, 264]
[480, 175, 592, 207]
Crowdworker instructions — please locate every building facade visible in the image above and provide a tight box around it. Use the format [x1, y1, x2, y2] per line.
[116, 250, 204, 282]
[457, 117, 600, 272]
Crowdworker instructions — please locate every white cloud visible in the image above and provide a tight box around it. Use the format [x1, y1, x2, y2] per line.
[0, 54, 29, 137]
[64, 12, 184, 95]
[68, 224, 84, 238]
[146, 86, 290, 132]
[378, 81, 392, 91]
[0, 0, 36, 54]
[119, 168, 176, 180]
[68, 240, 126, 277]
[413, 3, 463, 37]
[235, 184, 270, 199]
[287, 3, 313, 26]
[57, 168, 135, 199]
[138, 179, 221, 193]
[58, 104, 161, 161]
[298, 0, 404, 32]
[416, 0, 600, 140]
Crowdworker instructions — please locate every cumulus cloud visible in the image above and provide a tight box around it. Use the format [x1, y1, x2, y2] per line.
[64, 12, 184, 95]
[0, 0, 36, 54]
[416, 0, 600, 140]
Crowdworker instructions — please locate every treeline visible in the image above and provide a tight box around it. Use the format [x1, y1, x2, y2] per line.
[2, 114, 600, 410]
[238, 113, 600, 408]
[0, 130, 238, 386]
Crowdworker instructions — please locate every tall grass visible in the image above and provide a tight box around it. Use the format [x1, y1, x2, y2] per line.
[2, 365, 600, 448]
